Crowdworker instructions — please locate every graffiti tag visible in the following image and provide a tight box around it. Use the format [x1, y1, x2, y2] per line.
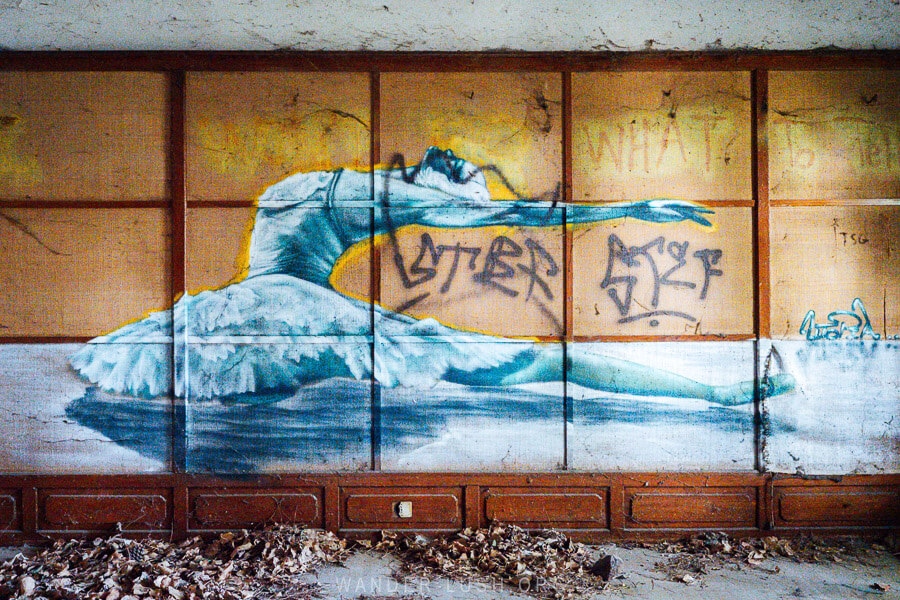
[600, 234, 723, 326]
[799, 297, 882, 341]
[395, 232, 559, 310]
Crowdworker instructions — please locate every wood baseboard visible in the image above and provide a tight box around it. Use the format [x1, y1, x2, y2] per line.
[1, 472, 896, 543]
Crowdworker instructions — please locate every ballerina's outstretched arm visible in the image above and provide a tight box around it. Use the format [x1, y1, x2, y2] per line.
[444, 345, 795, 406]
[383, 199, 715, 232]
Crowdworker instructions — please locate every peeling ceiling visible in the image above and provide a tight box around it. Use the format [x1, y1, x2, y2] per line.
[0, 0, 898, 52]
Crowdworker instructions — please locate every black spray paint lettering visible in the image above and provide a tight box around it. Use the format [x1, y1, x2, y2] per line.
[692, 248, 723, 300]
[519, 238, 560, 301]
[600, 233, 723, 326]
[382, 150, 562, 313]
[396, 233, 559, 306]
[399, 232, 482, 292]
[473, 235, 522, 297]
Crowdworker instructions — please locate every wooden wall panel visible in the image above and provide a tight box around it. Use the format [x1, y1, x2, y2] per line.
[38, 488, 171, 532]
[375, 213, 564, 337]
[184, 344, 372, 473]
[567, 342, 758, 472]
[0, 344, 173, 474]
[0, 72, 168, 202]
[769, 71, 900, 201]
[378, 342, 564, 472]
[380, 73, 562, 201]
[185, 205, 257, 294]
[0, 208, 170, 337]
[341, 486, 463, 531]
[0, 490, 21, 532]
[774, 485, 900, 528]
[185, 72, 370, 202]
[624, 487, 758, 529]
[188, 489, 323, 530]
[769, 206, 899, 340]
[185, 206, 372, 337]
[572, 72, 751, 202]
[482, 487, 608, 529]
[572, 207, 754, 337]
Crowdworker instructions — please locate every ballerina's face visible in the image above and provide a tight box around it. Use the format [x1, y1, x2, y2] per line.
[409, 147, 491, 204]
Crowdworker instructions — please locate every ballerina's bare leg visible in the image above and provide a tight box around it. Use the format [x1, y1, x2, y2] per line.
[444, 346, 794, 406]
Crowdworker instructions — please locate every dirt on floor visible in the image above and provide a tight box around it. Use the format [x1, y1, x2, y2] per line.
[1, 525, 898, 600]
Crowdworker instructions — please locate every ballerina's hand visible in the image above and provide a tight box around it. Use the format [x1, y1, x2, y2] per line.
[630, 199, 714, 227]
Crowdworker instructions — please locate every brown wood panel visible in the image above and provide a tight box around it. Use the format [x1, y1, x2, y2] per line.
[0, 491, 20, 532]
[185, 72, 370, 202]
[371, 219, 564, 337]
[572, 71, 751, 202]
[625, 487, 758, 529]
[341, 487, 462, 530]
[0, 72, 168, 202]
[774, 486, 900, 527]
[185, 205, 257, 293]
[380, 72, 562, 201]
[0, 473, 896, 542]
[189, 490, 322, 530]
[483, 487, 608, 529]
[572, 207, 754, 337]
[769, 205, 900, 340]
[39, 489, 171, 532]
[0, 208, 171, 337]
[769, 70, 900, 201]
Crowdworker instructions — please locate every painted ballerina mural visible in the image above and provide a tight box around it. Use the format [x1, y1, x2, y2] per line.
[53, 147, 799, 471]
[70, 148, 794, 406]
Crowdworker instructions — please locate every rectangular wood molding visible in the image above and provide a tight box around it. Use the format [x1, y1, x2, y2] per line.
[38, 489, 171, 533]
[188, 489, 323, 531]
[483, 487, 608, 530]
[341, 486, 463, 531]
[774, 485, 900, 528]
[624, 487, 758, 529]
[0, 491, 20, 533]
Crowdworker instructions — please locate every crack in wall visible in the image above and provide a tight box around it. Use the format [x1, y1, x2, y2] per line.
[0, 211, 72, 256]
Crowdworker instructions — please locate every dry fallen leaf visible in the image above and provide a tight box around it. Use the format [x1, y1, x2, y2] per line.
[372, 523, 609, 598]
[0, 525, 348, 600]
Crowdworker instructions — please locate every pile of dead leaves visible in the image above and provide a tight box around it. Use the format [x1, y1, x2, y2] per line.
[650, 531, 887, 584]
[0, 525, 350, 600]
[366, 523, 608, 598]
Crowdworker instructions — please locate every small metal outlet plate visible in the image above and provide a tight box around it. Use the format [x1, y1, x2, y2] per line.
[395, 500, 413, 518]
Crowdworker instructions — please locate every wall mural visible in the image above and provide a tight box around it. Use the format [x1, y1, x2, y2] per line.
[59, 148, 789, 472]
[0, 69, 896, 475]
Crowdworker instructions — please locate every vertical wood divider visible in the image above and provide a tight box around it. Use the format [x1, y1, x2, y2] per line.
[169, 69, 189, 540]
[21, 486, 37, 536]
[759, 474, 774, 531]
[464, 485, 481, 529]
[562, 71, 574, 470]
[562, 71, 574, 342]
[608, 474, 624, 533]
[324, 481, 341, 533]
[751, 69, 770, 477]
[370, 70, 382, 472]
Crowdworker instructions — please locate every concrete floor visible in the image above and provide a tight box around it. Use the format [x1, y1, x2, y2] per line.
[3, 540, 899, 599]
[304, 544, 900, 600]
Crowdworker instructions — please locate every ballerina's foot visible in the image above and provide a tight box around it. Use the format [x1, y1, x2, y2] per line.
[761, 372, 796, 399]
[710, 373, 797, 407]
